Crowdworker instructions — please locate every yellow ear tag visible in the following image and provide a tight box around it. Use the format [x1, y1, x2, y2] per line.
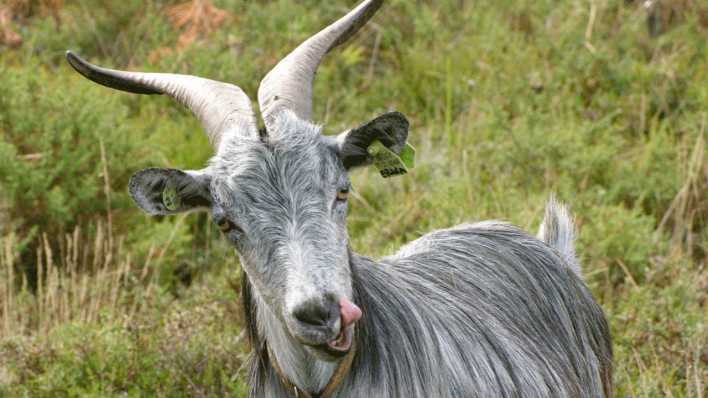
[367, 140, 416, 178]
[162, 186, 180, 211]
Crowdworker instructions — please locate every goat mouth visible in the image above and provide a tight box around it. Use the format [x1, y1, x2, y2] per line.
[319, 324, 354, 357]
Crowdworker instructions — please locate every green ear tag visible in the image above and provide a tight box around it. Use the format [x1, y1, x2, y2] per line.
[399, 143, 416, 169]
[162, 186, 180, 211]
[367, 140, 416, 178]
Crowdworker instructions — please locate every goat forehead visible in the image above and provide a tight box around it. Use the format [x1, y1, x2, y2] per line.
[210, 135, 343, 219]
[213, 111, 338, 174]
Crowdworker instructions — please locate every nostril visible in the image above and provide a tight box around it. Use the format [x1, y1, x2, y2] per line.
[292, 299, 339, 328]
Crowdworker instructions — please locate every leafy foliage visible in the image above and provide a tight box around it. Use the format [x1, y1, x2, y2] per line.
[0, 0, 706, 397]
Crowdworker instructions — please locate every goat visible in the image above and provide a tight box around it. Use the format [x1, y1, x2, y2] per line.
[66, 1, 612, 396]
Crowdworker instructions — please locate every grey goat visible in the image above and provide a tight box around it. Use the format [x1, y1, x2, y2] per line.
[66, 0, 612, 397]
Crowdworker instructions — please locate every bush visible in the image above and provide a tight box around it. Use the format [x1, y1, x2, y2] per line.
[0, 0, 706, 396]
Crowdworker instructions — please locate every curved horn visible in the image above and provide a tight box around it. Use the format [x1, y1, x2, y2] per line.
[66, 51, 258, 152]
[258, 0, 383, 130]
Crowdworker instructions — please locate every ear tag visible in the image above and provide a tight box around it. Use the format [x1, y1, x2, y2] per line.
[162, 186, 180, 211]
[399, 142, 416, 169]
[367, 140, 416, 178]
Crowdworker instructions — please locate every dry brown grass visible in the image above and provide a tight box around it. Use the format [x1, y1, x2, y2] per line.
[0, 7, 23, 48]
[0, 222, 160, 339]
[148, 0, 229, 63]
[656, 126, 706, 259]
[166, 0, 229, 49]
[0, 0, 62, 47]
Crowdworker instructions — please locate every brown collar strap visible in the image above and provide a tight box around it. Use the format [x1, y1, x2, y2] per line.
[268, 338, 356, 398]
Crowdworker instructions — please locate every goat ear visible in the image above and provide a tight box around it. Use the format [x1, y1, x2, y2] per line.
[128, 168, 211, 215]
[336, 112, 410, 170]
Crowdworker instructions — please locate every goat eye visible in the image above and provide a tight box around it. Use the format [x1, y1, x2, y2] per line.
[336, 188, 349, 202]
[216, 218, 240, 234]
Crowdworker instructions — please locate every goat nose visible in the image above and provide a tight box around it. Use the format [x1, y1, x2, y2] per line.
[292, 298, 339, 329]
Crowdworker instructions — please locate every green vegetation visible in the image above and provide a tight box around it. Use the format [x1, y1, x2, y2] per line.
[1, 0, 705, 396]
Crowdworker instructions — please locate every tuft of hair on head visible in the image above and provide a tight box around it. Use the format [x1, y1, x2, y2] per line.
[537, 195, 581, 277]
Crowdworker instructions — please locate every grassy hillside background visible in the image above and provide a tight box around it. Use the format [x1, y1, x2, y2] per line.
[0, 0, 705, 396]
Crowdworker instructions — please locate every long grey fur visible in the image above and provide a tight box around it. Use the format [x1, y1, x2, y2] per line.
[240, 174, 613, 397]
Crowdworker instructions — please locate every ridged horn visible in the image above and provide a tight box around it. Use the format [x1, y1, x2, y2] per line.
[65, 51, 258, 152]
[257, 0, 383, 131]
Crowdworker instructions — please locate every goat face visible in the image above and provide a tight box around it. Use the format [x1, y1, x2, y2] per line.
[124, 110, 407, 359]
[65, 0, 392, 359]
[211, 118, 356, 356]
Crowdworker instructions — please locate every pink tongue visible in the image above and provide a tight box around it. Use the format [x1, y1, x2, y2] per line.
[339, 298, 362, 328]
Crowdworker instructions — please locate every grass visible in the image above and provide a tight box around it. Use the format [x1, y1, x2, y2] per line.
[1, 0, 706, 396]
